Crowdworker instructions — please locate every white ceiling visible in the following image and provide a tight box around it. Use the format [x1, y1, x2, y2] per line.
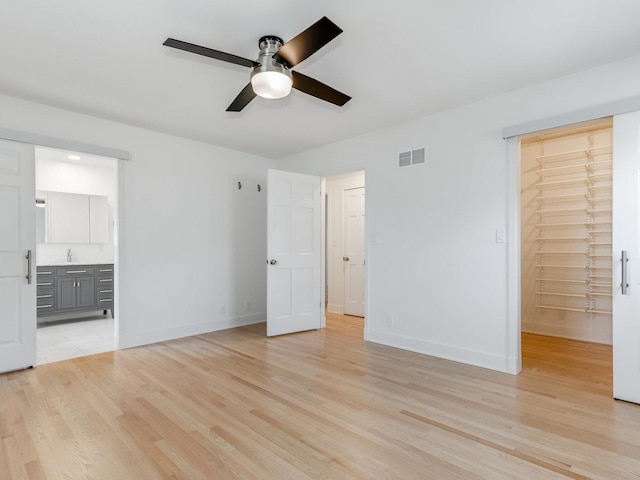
[2, 1, 640, 159]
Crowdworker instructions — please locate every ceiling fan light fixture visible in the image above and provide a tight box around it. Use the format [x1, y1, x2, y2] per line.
[251, 70, 292, 99]
[250, 36, 293, 99]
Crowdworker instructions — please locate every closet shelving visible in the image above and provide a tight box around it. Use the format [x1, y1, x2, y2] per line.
[533, 133, 612, 317]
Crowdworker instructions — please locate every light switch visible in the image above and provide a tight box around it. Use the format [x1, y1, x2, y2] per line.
[496, 229, 506, 243]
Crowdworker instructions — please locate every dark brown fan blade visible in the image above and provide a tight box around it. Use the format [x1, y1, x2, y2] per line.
[163, 38, 259, 68]
[226, 83, 257, 112]
[292, 71, 351, 107]
[273, 17, 343, 67]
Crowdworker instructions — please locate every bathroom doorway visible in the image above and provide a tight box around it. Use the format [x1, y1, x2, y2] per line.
[35, 146, 118, 364]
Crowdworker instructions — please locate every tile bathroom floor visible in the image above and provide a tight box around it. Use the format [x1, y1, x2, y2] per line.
[37, 315, 115, 364]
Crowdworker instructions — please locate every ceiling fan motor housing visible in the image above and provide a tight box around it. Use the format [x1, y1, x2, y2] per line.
[250, 36, 292, 98]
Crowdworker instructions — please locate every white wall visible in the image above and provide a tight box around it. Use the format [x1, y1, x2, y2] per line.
[325, 171, 365, 314]
[0, 93, 275, 348]
[36, 149, 117, 265]
[277, 54, 640, 373]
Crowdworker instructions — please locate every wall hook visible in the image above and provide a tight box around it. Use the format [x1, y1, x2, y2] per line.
[257, 184, 261, 192]
[238, 181, 242, 190]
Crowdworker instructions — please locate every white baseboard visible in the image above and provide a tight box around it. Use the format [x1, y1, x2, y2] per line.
[118, 312, 265, 350]
[364, 329, 510, 373]
[326, 304, 344, 314]
[522, 324, 612, 345]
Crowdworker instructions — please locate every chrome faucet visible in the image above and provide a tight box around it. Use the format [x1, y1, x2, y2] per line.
[67, 249, 72, 262]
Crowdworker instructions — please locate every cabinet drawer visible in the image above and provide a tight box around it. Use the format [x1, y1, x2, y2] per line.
[37, 291, 55, 303]
[37, 291, 55, 312]
[36, 268, 55, 277]
[96, 276, 114, 287]
[36, 279, 55, 289]
[55, 266, 95, 276]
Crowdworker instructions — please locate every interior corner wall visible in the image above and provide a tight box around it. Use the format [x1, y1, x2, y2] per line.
[325, 171, 365, 314]
[0, 93, 276, 348]
[276, 54, 640, 374]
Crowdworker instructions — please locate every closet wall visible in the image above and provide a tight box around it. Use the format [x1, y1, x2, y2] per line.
[521, 120, 613, 344]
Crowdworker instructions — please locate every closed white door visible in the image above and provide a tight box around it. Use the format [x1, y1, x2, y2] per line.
[343, 187, 365, 317]
[0, 139, 36, 373]
[266, 169, 321, 336]
[613, 111, 640, 404]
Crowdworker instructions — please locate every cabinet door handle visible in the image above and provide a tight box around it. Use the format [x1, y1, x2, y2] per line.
[99, 278, 112, 282]
[99, 269, 113, 272]
[37, 294, 53, 299]
[66, 270, 87, 274]
[37, 282, 52, 287]
[37, 304, 53, 309]
[99, 299, 113, 302]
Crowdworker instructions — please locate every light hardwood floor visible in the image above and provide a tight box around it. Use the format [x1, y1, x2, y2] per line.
[1, 317, 638, 479]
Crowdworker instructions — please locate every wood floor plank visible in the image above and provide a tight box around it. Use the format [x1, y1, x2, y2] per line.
[1, 320, 640, 479]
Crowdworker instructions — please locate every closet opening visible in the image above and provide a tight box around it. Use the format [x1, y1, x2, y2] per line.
[520, 118, 613, 390]
[324, 170, 366, 338]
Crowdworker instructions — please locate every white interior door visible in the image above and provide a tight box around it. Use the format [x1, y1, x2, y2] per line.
[267, 169, 321, 336]
[343, 187, 365, 317]
[613, 110, 640, 404]
[0, 139, 36, 373]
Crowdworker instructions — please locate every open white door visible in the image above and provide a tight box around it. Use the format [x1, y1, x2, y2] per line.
[0, 139, 36, 373]
[267, 169, 321, 336]
[343, 187, 365, 317]
[613, 111, 640, 403]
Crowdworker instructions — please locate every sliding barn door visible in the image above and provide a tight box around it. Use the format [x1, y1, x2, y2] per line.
[612, 111, 640, 404]
[0, 139, 36, 373]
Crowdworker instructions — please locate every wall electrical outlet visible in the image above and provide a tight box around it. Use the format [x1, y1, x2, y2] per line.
[385, 315, 394, 327]
[219, 305, 226, 315]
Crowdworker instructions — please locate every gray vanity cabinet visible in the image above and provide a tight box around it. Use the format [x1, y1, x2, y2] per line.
[37, 264, 114, 319]
[56, 274, 95, 310]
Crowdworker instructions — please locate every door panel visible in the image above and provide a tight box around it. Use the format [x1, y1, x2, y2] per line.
[267, 169, 321, 336]
[57, 278, 77, 310]
[613, 111, 640, 403]
[343, 187, 365, 317]
[0, 139, 36, 373]
[77, 277, 95, 308]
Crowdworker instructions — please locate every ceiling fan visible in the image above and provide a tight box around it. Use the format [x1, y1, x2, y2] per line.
[163, 16, 351, 112]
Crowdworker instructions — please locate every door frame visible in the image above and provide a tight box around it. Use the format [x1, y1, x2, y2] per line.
[505, 97, 640, 375]
[319, 165, 369, 335]
[0, 128, 127, 353]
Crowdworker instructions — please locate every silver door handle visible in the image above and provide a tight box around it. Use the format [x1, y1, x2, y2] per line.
[622, 250, 629, 295]
[25, 250, 32, 284]
[269, 259, 278, 265]
[342, 256, 349, 261]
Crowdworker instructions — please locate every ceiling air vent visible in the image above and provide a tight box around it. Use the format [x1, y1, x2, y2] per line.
[398, 147, 426, 167]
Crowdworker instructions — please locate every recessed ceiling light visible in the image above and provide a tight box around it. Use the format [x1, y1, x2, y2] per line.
[67, 155, 81, 160]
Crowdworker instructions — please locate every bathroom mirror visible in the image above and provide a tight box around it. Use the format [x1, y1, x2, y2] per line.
[36, 190, 110, 244]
